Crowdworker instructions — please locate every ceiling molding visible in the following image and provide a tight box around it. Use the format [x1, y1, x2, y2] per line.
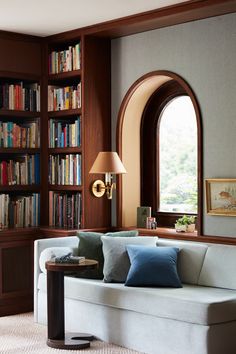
[47, 0, 236, 42]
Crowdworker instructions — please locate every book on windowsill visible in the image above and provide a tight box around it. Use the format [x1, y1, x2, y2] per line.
[137, 206, 151, 228]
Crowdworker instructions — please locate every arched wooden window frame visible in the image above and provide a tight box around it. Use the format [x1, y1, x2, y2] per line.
[116, 71, 203, 234]
[141, 80, 199, 228]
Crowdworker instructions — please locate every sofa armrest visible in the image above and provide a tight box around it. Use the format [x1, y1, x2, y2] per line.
[34, 236, 78, 322]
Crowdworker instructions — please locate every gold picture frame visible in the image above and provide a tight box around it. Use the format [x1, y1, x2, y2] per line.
[205, 179, 236, 216]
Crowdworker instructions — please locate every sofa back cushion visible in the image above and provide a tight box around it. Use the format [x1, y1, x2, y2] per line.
[198, 244, 236, 290]
[77, 230, 138, 279]
[102, 236, 158, 283]
[157, 239, 208, 285]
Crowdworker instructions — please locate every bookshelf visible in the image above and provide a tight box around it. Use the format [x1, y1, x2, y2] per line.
[47, 39, 82, 229]
[0, 33, 43, 316]
[45, 35, 111, 231]
[0, 72, 41, 229]
[0, 30, 111, 316]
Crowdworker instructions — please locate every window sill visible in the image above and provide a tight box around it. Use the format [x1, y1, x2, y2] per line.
[119, 226, 236, 246]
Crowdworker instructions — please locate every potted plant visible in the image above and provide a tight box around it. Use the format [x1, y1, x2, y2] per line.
[175, 215, 196, 233]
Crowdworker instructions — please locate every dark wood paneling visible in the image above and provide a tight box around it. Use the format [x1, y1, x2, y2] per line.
[83, 36, 111, 228]
[0, 230, 42, 316]
[0, 38, 41, 75]
[2, 243, 31, 294]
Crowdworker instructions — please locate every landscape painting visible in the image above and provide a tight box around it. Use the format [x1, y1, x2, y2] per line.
[205, 179, 236, 216]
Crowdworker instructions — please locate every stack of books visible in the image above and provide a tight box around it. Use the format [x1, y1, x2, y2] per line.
[0, 154, 40, 185]
[0, 120, 40, 148]
[49, 116, 81, 147]
[48, 84, 81, 111]
[49, 154, 81, 185]
[49, 191, 82, 228]
[49, 42, 81, 74]
[0, 193, 40, 228]
[0, 82, 40, 111]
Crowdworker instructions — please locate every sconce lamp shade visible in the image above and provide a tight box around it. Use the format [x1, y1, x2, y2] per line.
[89, 152, 126, 174]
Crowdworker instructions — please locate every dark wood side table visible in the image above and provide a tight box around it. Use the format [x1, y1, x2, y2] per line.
[45, 259, 98, 350]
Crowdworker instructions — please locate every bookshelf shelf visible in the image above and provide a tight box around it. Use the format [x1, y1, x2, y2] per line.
[48, 185, 82, 191]
[48, 69, 81, 82]
[0, 185, 40, 192]
[48, 108, 81, 118]
[0, 71, 40, 82]
[0, 148, 40, 154]
[48, 147, 82, 154]
[0, 109, 40, 118]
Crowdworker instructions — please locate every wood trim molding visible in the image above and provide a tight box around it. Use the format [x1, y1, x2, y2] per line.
[0, 29, 42, 43]
[46, 0, 236, 41]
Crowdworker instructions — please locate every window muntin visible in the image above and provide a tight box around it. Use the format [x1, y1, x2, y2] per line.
[158, 96, 197, 213]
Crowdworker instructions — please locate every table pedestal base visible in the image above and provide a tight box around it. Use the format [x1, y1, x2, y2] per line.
[47, 332, 92, 350]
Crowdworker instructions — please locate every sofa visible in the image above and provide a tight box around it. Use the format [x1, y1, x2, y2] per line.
[34, 236, 236, 354]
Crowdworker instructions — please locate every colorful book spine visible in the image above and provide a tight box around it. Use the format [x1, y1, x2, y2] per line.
[0, 154, 40, 185]
[0, 120, 40, 148]
[0, 82, 40, 111]
[0, 193, 40, 228]
[49, 154, 81, 185]
[48, 84, 81, 111]
[49, 116, 81, 148]
[49, 42, 81, 74]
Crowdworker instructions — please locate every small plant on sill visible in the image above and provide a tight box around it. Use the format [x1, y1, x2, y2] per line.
[175, 215, 196, 233]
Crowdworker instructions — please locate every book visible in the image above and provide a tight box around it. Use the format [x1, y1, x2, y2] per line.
[137, 206, 151, 228]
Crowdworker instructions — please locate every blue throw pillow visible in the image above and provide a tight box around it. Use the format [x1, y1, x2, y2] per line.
[125, 245, 182, 288]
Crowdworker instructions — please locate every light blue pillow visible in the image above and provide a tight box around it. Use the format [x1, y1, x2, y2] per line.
[125, 245, 182, 288]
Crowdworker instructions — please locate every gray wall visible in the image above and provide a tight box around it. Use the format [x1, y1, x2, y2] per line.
[111, 13, 236, 237]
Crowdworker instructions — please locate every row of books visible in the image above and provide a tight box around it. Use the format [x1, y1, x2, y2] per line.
[0, 154, 40, 185]
[48, 84, 81, 111]
[0, 193, 40, 228]
[49, 116, 81, 148]
[49, 191, 82, 228]
[49, 154, 81, 185]
[0, 83, 40, 111]
[0, 120, 40, 148]
[49, 42, 81, 74]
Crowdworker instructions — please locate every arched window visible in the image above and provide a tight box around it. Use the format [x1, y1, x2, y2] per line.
[141, 80, 199, 229]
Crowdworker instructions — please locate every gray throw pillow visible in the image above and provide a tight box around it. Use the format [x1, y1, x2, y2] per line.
[102, 236, 158, 283]
[77, 230, 138, 279]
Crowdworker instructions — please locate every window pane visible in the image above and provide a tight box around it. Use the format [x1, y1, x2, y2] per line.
[159, 96, 197, 213]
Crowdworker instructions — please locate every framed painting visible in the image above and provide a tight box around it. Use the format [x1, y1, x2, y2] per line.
[205, 179, 236, 216]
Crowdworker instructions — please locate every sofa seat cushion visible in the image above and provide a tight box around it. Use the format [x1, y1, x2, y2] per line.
[38, 274, 236, 326]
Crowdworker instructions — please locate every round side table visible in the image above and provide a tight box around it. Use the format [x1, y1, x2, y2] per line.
[45, 259, 98, 350]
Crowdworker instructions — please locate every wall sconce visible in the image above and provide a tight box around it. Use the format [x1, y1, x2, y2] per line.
[89, 152, 126, 199]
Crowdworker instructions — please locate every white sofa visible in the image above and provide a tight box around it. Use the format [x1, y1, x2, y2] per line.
[34, 236, 236, 354]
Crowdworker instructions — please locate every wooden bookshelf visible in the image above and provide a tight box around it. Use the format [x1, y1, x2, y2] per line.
[45, 35, 111, 231]
[48, 185, 82, 191]
[0, 185, 40, 192]
[48, 108, 81, 118]
[48, 69, 81, 82]
[0, 33, 42, 316]
[48, 147, 82, 154]
[0, 109, 40, 118]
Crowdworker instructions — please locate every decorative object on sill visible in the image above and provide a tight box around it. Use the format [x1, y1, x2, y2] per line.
[137, 206, 151, 227]
[89, 152, 126, 199]
[146, 216, 156, 229]
[175, 215, 196, 233]
[205, 178, 236, 216]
